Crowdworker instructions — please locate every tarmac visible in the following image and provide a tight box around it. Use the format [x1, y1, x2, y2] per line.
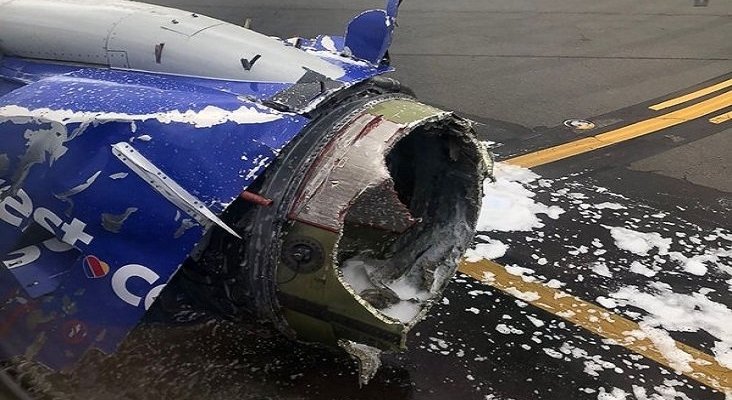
[2, 1, 731, 399]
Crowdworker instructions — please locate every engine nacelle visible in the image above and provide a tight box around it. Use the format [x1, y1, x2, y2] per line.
[0, 0, 492, 384]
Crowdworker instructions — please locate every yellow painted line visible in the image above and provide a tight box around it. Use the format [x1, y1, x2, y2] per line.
[457, 82, 732, 392]
[649, 78, 732, 111]
[460, 260, 732, 394]
[507, 90, 732, 168]
[709, 112, 732, 124]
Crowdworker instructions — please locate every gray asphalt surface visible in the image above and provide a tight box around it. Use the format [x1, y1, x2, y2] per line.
[151, 0, 732, 191]
[153, 0, 732, 128]
[3, 1, 731, 399]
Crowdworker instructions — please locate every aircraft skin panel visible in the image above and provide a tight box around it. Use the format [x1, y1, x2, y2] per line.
[0, 69, 309, 369]
[0, 2, 489, 383]
[0, 0, 345, 83]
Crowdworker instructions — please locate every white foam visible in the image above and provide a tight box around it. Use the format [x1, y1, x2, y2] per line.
[340, 258, 432, 324]
[504, 265, 535, 277]
[596, 387, 629, 400]
[628, 261, 656, 277]
[669, 248, 732, 277]
[596, 296, 617, 309]
[477, 164, 564, 232]
[591, 262, 613, 278]
[464, 238, 508, 261]
[495, 323, 524, 335]
[625, 326, 694, 373]
[526, 315, 545, 327]
[593, 202, 627, 210]
[504, 287, 540, 302]
[605, 226, 671, 256]
[632, 382, 695, 400]
[611, 284, 732, 369]
[321, 35, 338, 52]
[0, 104, 282, 128]
[542, 348, 564, 359]
[381, 301, 422, 324]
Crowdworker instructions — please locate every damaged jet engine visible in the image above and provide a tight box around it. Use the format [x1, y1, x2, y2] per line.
[0, 0, 492, 383]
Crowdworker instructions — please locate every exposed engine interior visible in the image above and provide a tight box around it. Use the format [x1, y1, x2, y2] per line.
[338, 122, 484, 325]
[172, 91, 490, 384]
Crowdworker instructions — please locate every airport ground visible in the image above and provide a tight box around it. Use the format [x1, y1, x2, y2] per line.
[2, 1, 731, 399]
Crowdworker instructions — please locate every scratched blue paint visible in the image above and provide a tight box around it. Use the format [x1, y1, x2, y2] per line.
[0, 0, 400, 371]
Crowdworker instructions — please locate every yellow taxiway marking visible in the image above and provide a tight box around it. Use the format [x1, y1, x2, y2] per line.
[649, 78, 732, 111]
[460, 260, 732, 394]
[457, 84, 732, 393]
[507, 90, 732, 168]
[709, 112, 732, 125]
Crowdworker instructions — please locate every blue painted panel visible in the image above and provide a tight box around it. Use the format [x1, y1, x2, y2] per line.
[386, 0, 401, 18]
[345, 9, 395, 64]
[0, 79, 23, 97]
[0, 0, 402, 370]
[0, 58, 83, 84]
[0, 55, 391, 108]
[0, 72, 308, 369]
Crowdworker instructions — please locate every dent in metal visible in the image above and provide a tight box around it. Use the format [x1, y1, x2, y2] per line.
[268, 69, 344, 112]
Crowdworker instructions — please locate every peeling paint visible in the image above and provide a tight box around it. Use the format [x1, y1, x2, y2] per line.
[243, 155, 271, 181]
[1, 122, 70, 199]
[174, 218, 197, 239]
[109, 172, 128, 180]
[54, 171, 102, 216]
[101, 207, 138, 233]
[321, 36, 338, 53]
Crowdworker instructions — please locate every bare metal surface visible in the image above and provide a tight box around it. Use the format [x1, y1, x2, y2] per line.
[291, 116, 406, 231]
[338, 339, 383, 386]
[111, 142, 240, 238]
[0, 0, 344, 82]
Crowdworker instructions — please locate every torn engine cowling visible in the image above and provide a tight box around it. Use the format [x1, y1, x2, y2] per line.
[180, 94, 491, 382]
[0, 0, 492, 381]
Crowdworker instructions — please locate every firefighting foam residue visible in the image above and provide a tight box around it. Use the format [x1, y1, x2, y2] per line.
[0, 104, 283, 128]
[341, 257, 431, 323]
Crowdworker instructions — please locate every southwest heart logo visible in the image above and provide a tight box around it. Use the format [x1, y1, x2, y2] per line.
[83, 255, 110, 279]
